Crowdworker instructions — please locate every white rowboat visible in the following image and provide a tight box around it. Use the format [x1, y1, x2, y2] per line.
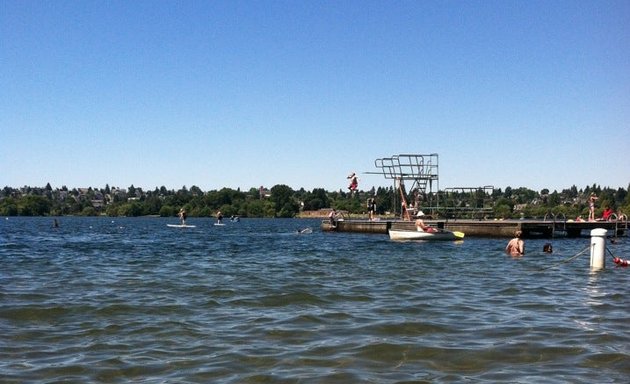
[388, 228, 464, 241]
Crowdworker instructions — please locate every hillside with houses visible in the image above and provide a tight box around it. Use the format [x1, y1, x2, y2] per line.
[1, 183, 628, 220]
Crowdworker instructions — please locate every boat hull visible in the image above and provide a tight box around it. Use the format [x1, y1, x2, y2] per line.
[388, 229, 464, 241]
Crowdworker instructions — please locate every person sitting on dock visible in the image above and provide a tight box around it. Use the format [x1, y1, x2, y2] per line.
[616, 209, 626, 221]
[505, 230, 525, 257]
[415, 218, 437, 233]
[601, 206, 614, 221]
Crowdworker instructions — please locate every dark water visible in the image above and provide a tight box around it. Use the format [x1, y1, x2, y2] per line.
[1, 217, 629, 383]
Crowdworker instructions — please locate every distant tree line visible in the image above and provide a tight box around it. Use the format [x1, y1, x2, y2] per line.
[1, 183, 629, 220]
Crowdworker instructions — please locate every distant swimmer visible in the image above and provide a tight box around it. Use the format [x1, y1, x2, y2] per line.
[505, 230, 525, 257]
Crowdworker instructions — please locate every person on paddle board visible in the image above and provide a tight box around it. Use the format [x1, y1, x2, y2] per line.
[178, 208, 187, 225]
[216, 210, 223, 224]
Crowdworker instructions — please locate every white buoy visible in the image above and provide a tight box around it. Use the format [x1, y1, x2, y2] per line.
[590, 228, 608, 270]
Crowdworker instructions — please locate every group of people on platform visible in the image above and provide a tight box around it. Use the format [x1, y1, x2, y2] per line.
[573, 193, 623, 222]
[329, 186, 622, 259]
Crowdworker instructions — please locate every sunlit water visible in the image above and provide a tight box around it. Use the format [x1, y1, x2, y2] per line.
[1, 217, 629, 383]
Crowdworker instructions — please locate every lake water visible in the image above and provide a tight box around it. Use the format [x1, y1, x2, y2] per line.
[1, 217, 629, 383]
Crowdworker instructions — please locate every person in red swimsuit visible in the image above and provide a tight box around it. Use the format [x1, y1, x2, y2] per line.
[601, 206, 614, 221]
[347, 172, 358, 192]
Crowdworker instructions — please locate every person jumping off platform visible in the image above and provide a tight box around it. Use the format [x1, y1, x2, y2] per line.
[347, 172, 358, 194]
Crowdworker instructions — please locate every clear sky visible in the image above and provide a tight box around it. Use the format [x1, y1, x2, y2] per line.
[2, 0, 629, 194]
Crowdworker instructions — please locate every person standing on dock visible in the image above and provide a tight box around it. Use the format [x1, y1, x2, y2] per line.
[505, 230, 525, 257]
[588, 193, 598, 221]
[367, 198, 375, 221]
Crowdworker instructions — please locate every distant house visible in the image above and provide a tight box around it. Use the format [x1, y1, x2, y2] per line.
[259, 186, 271, 199]
[513, 204, 528, 212]
[111, 187, 127, 199]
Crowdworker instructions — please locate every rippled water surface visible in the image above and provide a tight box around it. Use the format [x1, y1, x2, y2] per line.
[1, 217, 629, 383]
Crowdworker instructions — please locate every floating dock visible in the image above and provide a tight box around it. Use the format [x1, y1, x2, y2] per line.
[321, 219, 628, 238]
[319, 152, 628, 239]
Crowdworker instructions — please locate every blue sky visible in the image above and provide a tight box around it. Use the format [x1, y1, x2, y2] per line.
[2, 0, 629, 193]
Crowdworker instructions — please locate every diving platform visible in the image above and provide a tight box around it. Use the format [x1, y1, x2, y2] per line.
[328, 152, 628, 238]
[321, 219, 628, 238]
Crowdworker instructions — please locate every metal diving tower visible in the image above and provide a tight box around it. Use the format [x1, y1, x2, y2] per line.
[373, 153, 440, 217]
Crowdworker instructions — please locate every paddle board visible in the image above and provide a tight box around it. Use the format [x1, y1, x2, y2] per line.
[167, 224, 196, 228]
[214, 223, 225, 226]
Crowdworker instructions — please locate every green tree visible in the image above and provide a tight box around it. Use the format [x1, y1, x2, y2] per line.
[18, 195, 51, 216]
[0, 198, 18, 216]
[303, 188, 330, 210]
[270, 184, 298, 217]
[80, 206, 97, 216]
[143, 196, 162, 215]
[190, 185, 203, 196]
[118, 202, 143, 217]
[159, 205, 177, 217]
[245, 199, 263, 217]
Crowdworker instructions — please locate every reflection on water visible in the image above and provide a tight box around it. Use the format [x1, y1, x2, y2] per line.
[1, 217, 629, 383]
